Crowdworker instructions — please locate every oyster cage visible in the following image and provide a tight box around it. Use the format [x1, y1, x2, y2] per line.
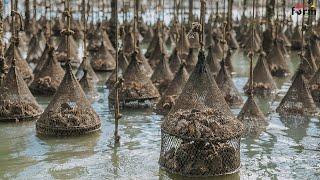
[159, 108, 243, 177]
[159, 132, 241, 177]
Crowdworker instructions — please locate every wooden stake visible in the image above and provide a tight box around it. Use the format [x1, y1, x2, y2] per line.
[114, 0, 121, 144]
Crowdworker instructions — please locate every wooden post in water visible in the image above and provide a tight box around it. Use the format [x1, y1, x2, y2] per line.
[110, 0, 117, 47]
[24, 0, 30, 34]
[249, 0, 256, 96]
[0, 0, 4, 86]
[188, 0, 193, 26]
[114, 0, 121, 144]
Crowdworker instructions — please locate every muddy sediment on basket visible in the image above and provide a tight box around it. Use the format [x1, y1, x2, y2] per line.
[163, 109, 242, 141]
[159, 139, 240, 176]
[44, 106, 100, 128]
[0, 100, 42, 119]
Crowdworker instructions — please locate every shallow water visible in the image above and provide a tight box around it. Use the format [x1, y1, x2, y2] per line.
[0, 49, 320, 180]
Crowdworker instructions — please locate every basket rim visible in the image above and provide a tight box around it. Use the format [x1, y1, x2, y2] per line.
[158, 161, 241, 177]
[160, 128, 243, 144]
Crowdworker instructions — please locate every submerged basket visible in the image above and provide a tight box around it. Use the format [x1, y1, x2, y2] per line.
[151, 53, 174, 94]
[155, 63, 189, 115]
[30, 47, 65, 96]
[276, 70, 318, 117]
[5, 42, 34, 84]
[266, 41, 290, 77]
[244, 51, 277, 95]
[91, 41, 116, 72]
[169, 48, 183, 74]
[79, 70, 99, 103]
[55, 36, 80, 67]
[216, 60, 243, 108]
[0, 60, 42, 122]
[309, 68, 320, 106]
[237, 95, 267, 137]
[36, 62, 101, 136]
[159, 50, 243, 177]
[108, 51, 160, 107]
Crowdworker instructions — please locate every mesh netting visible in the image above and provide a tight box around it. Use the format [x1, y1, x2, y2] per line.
[291, 25, 303, 50]
[76, 56, 99, 83]
[142, 27, 154, 44]
[79, 70, 99, 103]
[148, 34, 168, 69]
[145, 27, 159, 58]
[227, 30, 239, 50]
[34, 41, 51, 74]
[225, 48, 235, 74]
[206, 45, 221, 76]
[5, 42, 34, 84]
[277, 27, 291, 48]
[137, 48, 154, 78]
[276, 70, 318, 117]
[310, 33, 320, 66]
[167, 35, 175, 49]
[212, 39, 224, 60]
[185, 48, 198, 73]
[102, 30, 116, 56]
[216, 60, 243, 108]
[309, 68, 320, 105]
[155, 64, 189, 115]
[244, 51, 277, 95]
[262, 27, 274, 54]
[87, 27, 101, 52]
[55, 36, 80, 67]
[0, 61, 42, 122]
[108, 51, 160, 107]
[237, 95, 267, 137]
[72, 20, 84, 40]
[160, 50, 243, 176]
[176, 26, 190, 56]
[123, 25, 135, 56]
[188, 30, 201, 49]
[169, 48, 182, 74]
[30, 47, 65, 96]
[105, 50, 129, 89]
[52, 17, 63, 36]
[36, 62, 101, 136]
[205, 29, 214, 48]
[298, 46, 318, 80]
[242, 28, 260, 53]
[91, 41, 116, 71]
[151, 53, 174, 94]
[266, 41, 290, 77]
[26, 32, 44, 63]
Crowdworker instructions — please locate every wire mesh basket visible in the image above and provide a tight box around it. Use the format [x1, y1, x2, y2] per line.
[109, 51, 160, 108]
[36, 62, 101, 136]
[237, 95, 267, 137]
[244, 51, 277, 95]
[159, 50, 243, 177]
[30, 47, 65, 96]
[276, 70, 318, 117]
[0, 61, 42, 122]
